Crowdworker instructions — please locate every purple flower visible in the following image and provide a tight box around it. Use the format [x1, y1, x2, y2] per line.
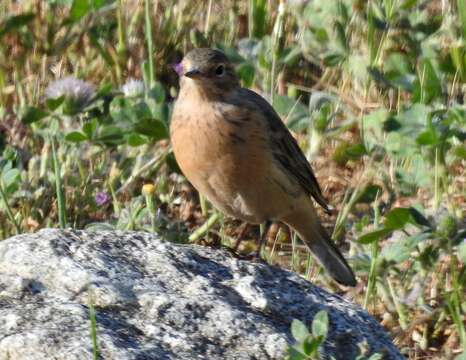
[95, 192, 110, 206]
[45, 76, 95, 108]
[173, 63, 184, 76]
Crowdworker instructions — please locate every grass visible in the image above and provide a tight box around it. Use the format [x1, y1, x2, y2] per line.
[0, 0, 465, 359]
[88, 293, 99, 360]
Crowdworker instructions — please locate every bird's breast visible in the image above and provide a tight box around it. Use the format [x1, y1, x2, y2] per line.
[170, 88, 310, 224]
[171, 103, 244, 177]
[170, 99, 275, 221]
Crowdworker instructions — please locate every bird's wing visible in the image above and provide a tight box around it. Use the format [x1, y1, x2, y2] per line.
[237, 88, 330, 214]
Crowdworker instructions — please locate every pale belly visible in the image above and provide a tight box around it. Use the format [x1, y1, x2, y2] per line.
[170, 111, 298, 223]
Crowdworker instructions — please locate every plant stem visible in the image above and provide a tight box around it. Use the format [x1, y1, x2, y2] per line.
[117, 149, 168, 194]
[448, 247, 466, 348]
[144, 0, 155, 87]
[364, 192, 381, 309]
[387, 277, 408, 330]
[332, 181, 362, 240]
[116, 0, 127, 76]
[51, 137, 66, 228]
[108, 181, 120, 215]
[189, 212, 220, 242]
[144, 194, 157, 233]
[270, 1, 285, 102]
[199, 194, 208, 217]
[0, 182, 21, 234]
[88, 294, 99, 360]
[291, 231, 299, 272]
[364, 241, 378, 309]
[204, 0, 213, 36]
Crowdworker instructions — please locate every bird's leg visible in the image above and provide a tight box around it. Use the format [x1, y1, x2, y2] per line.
[250, 220, 272, 260]
[227, 221, 271, 262]
[232, 222, 251, 252]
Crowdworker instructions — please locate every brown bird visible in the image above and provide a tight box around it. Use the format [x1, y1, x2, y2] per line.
[170, 48, 356, 286]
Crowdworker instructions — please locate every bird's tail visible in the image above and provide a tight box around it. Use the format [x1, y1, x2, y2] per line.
[304, 224, 356, 286]
[282, 207, 356, 287]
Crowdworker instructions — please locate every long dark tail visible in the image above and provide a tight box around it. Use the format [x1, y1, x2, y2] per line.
[305, 224, 356, 286]
[283, 208, 356, 287]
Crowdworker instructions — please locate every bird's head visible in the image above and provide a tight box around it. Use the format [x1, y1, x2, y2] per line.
[175, 48, 239, 97]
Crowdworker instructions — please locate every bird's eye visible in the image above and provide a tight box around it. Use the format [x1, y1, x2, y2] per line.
[215, 65, 225, 76]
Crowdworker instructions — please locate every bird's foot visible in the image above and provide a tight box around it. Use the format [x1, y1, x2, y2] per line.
[238, 251, 267, 264]
[223, 246, 267, 263]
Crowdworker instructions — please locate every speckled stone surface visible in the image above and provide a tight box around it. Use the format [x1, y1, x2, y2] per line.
[0, 229, 403, 359]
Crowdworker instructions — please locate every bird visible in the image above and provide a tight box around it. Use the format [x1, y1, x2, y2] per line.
[170, 48, 356, 287]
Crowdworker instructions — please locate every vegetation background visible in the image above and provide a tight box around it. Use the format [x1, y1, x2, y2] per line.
[0, 0, 465, 358]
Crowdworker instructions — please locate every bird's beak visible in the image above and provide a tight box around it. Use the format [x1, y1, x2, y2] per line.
[184, 69, 202, 79]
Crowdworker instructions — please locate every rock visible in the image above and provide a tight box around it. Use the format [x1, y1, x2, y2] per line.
[0, 229, 403, 360]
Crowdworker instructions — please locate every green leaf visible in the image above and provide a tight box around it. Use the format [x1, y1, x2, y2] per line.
[361, 109, 389, 152]
[65, 131, 88, 142]
[416, 128, 438, 146]
[356, 184, 382, 204]
[385, 132, 416, 157]
[283, 46, 302, 66]
[148, 83, 166, 103]
[413, 58, 442, 104]
[236, 62, 256, 88]
[384, 207, 430, 229]
[344, 143, 367, 159]
[0, 13, 35, 38]
[408, 207, 431, 228]
[385, 52, 412, 75]
[453, 145, 466, 159]
[96, 126, 125, 146]
[396, 104, 429, 133]
[69, 0, 91, 21]
[401, 0, 417, 9]
[152, 102, 170, 124]
[132, 102, 153, 122]
[291, 319, 310, 343]
[273, 95, 309, 131]
[133, 118, 168, 141]
[250, 0, 267, 38]
[2, 168, 20, 188]
[0, 132, 5, 154]
[450, 46, 466, 80]
[91, 0, 106, 10]
[457, 0, 466, 40]
[358, 228, 393, 244]
[21, 107, 49, 124]
[381, 232, 431, 263]
[82, 118, 98, 139]
[459, 241, 466, 264]
[288, 345, 308, 360]
[334, 21, 348, 53]
[367, 67, 391, 88]
[127, 133, 148, 147]
[302, 336, 322, 356]
[313, 102, 332, 132]
[311, 310, 328, 339]
[394, 155, 430, 194]
[323, 51, 346, 66]
[96, 83, 113, 98]
[45, 96, 65, 111]
[384, 208, 412, 229]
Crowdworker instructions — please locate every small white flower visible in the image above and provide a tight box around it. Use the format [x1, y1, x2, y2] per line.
[121, 78, 145, 97]
[45, 76, 95, 109]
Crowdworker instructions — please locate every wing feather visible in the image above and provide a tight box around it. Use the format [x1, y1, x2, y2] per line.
[235, 88, 330, 214]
